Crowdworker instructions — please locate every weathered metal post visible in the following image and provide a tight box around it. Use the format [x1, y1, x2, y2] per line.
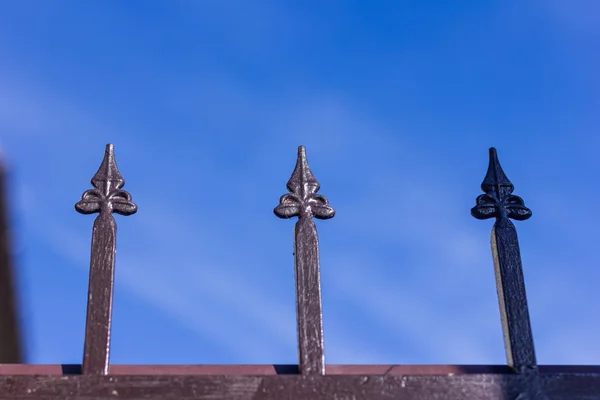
[274, 146, 335, 375]
[472, 148, 546, 399]
[471, 148, 536, 370]
[75, 144, 137, 375]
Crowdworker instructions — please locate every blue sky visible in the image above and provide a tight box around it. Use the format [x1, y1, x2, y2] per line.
[0, 0, 599, 366]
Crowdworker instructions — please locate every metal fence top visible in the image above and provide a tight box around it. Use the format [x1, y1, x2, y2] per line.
[0, 144, 597, 399]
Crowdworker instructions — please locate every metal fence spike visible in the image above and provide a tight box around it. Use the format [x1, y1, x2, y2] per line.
[472, 148, 531, 222]
[75, 144, 137, 375]
[275, 146, 334, 375]
[471, 147, 536, 372]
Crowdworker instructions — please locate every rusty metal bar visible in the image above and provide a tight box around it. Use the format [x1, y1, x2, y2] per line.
[274, 146, 334, 375]
[0, 155, 22, 363]
[75, 144, 137, 375]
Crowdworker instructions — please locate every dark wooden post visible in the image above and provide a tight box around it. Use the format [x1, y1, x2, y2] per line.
[275, 146, 335, 375]
[0, 156, 22, 363]
[75, 144, 137, 375]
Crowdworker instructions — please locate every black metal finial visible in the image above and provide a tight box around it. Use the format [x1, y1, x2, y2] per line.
[481, 147, 513, 193]
[76, 144, 137, 216]
[471, 148, 531, 221]
[471, 147, 537, 375]
[76, 144, 136, 375]
[274, 146, 334, 376]
[275, 146, 334, 220]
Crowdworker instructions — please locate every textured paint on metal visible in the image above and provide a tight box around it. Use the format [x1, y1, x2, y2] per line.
[75, 144, 137, 375]
[472, 148, 543, 399]
[471, 148, 536, 370]
[275, 146, 334, 376]
[1, 373, 600, 400]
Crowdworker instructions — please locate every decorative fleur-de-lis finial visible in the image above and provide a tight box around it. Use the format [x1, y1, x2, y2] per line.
[75, 144, 136, 375]
[471, 147, 538, 376]
[76, 144, 137, 216]
[274, 146, 334, 376]
[471, 148, 531, 221]
[275, 146, 335, 220]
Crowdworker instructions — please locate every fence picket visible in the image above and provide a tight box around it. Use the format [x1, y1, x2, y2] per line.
[274, 146, 335, 375]
[471, 148, 536, 372]
[75, 144, 137, 375]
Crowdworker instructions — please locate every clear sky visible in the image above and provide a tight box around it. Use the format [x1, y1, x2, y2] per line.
[0, 0, 599, 366]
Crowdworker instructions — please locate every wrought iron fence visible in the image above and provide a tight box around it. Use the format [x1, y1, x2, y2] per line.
[0, 144, 599, 399]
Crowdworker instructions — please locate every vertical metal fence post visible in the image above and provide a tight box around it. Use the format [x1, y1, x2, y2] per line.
[471, 148, 536, 371]
[0, 156, 22, 363]
[274, 146, 335, 375]
[471, 148, 546, 400]
[75, 144, 137, 375]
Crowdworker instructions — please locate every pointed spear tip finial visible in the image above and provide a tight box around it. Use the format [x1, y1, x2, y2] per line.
[275, 145, 334, 220]
[104, 143, 116, 164]
[77, 143, 137, 216]
[91, 143, 124, 191]
[472, 146, 531, 221]
[288, 145, 319, 192]
[105, 143, 115, 160]
[296, 146, 310, 176]
[482, 146, 513, 191]
[103, 143, 116, 166]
